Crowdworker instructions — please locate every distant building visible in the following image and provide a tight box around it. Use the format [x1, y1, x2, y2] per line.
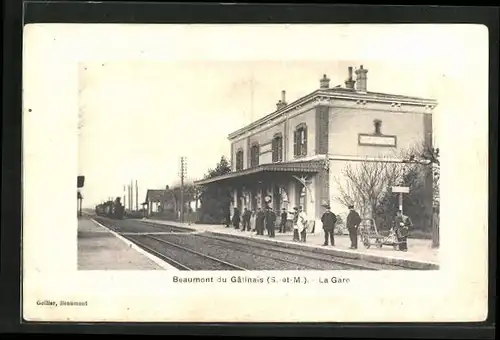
[194, 65, 437, 225]
[144, 186, 197, 218]
[144, 189, 167, 215]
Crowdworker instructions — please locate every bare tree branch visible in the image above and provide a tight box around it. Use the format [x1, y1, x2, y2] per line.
[334, 157, 407, 218]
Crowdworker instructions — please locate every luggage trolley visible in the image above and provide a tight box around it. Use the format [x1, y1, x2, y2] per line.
[359, 218, 402, 250]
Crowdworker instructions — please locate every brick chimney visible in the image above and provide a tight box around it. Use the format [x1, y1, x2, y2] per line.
[276, 90, 287, 110]
[319, 74, 330, 89]
[354, 65, 368, 92]
[345, 66, 356, 89]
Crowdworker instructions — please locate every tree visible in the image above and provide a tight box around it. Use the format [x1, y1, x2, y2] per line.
[334, 157, 405, 219]
[335, 142, 439, 241]
[375, 161, 430, 232]
[158, 183, 197, 220]
[402, 142, 440, 209]
[401, 142, 440, 245]
[198, 156, 232, 224]
[204, 156, 232, 179]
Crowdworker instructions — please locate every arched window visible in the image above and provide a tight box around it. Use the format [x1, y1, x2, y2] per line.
[250, 143, 260, 167]
[272, 133, 283, 162]
[293, 124, 308, 157]
[235, 149, 244, 171]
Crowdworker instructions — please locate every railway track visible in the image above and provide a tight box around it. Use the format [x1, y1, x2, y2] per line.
[143, 234, 247, 271]
[154, 232, 386, 270]
[196, 233, 405, 270]
[121, 235, 192, 270]
[93, 217, 244, 270]
[123, 234, 246, 271]
[93, 218, 401, 270]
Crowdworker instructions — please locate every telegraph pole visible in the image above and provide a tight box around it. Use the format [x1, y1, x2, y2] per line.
[135, 180, 139, 211]
[127, 184, 132, 211]
[130, 179, 134, 211]
[179, 157, 187, 223]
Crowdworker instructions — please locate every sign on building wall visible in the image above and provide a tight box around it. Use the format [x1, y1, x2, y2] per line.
[358, 134, 397, 147]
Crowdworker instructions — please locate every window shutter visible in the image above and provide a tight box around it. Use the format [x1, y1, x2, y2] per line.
[272, 138, 276, 162]
[293, 131, 298, 157]
[302, 128, 308, 156]
[278, 137, 283, 161]
[237, 151, 243, 170]
[250, 145, 259, 167]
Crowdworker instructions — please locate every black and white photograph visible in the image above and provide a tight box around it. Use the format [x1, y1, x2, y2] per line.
[22, 23, 488, 323]
[77, 59, 440, 272]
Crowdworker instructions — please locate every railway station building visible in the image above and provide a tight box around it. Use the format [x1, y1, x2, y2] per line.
[194, 65, 437, 227]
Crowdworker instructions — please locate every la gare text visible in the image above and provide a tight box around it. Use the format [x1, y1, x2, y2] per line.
[172, 276, 350, 284]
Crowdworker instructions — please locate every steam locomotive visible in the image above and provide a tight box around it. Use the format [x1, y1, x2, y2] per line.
[95, 197, 125, 219]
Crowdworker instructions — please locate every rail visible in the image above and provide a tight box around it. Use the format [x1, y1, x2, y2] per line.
[195, 233, 385, 270]
[121, 234, 192, 270]
[145, 235, 248, 271]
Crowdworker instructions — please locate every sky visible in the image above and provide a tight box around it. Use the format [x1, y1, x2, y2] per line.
[76, 24, 483, 208]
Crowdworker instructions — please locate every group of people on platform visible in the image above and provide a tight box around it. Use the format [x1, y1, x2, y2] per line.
[228, 205, 310, 241]
[227, 204, 412, 252]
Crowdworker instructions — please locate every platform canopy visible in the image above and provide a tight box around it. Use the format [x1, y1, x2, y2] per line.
[194, 160, 325, 186]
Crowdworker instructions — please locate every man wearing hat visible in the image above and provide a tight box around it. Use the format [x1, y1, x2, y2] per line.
[279, 208, 288, 233]
[255, 207, 265, 236]
[321, 204, 337, 246]
[265, 206, 277, 238]
[346, 204, 362, 249]
[292, 207, 300, 241]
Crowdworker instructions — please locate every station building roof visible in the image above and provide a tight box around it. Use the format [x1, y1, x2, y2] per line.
[194, 159, 326, 186]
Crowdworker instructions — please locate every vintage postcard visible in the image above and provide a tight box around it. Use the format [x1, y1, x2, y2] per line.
[22, 24, 489, 323]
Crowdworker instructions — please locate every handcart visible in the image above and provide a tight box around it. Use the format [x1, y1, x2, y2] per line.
[359, 218, 403, 250]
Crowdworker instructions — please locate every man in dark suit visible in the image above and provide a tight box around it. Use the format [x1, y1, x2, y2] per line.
[242, 208, 251, 231]
[265, 206, 277, 238]
[225, 206, 231, 228]
[232, 207, 241, 230]
[255, 207, 265, 235]
[279, 208, 288, 233]
[346, 205, 362, 249]
[292, 207, 300, 241]
[395, 210, 412, 251]
[321, 205, 337, 246]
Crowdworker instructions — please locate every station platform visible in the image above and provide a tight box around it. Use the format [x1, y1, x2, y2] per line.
[141, 218, 440, 270]
[77, 216, 177, 270]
